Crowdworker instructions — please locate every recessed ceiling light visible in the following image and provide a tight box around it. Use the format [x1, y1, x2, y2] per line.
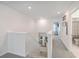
[28, 6, 32, 10]
[57, 12, 60, 14]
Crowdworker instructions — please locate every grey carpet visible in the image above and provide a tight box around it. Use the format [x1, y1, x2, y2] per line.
[0, 39, 75, 58]
[0, 53, 25, 58]
[52, 39, 75, 58]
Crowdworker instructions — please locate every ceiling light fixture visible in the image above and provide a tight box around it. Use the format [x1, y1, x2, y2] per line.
[57, 12, 60, 14]
[28, 6, 32, 10]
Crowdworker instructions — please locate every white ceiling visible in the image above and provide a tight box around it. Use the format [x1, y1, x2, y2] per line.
[0, 1, 79, 19]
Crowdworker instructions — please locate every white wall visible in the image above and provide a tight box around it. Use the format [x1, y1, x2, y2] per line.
[0, 4, 32, 56]
[60, 11, 72, 51]
[0, 4, 51, 56]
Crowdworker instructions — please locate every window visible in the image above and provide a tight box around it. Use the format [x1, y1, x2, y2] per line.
[53, 22, 60, 35]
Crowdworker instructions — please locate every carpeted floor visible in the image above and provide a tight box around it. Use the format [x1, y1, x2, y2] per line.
[52, 39, 75, 58]
[0, 39, 75, 58]
[0, 53, 24, 58]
